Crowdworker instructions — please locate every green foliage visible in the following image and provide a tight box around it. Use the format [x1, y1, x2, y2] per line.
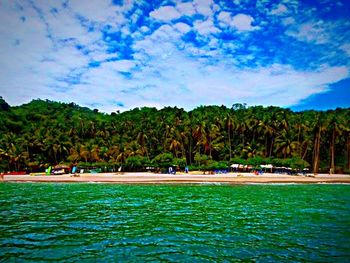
[246, 156, 265, 166]
[207, 160, 229, 170]
[77, 162, 92, 168]
[153, 153, 174, 167]
[194, 153, 211, 166]
[269, 157, 310, 169]
[229, 157, 247, 165]
[0, 96, 10, 111]
[283, 158, 310, 169]
[125, 155, 147, 168]
[173, 157, 187, 168]
[0, 98, 349, 173]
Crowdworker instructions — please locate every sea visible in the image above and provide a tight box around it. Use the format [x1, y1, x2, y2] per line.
[0, 183, 349, 262]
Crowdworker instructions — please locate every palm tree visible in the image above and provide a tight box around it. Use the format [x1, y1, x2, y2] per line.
[275, 130, 298, 158]
[312, 113, 328, 174]
[68, 144, 83, 163]
[258, 117, 276, 157]
[192, 122, 207, 155]
[1, 98, 349, 173]
[0, 143, 29, 171]
[328, 114, 345, 173]
[345, 129, 350, 171]
[208, 123, 222, 158]
[169, 138, 181, 158]
[137, 131, 150, 160]
[224, 113, 234, 160]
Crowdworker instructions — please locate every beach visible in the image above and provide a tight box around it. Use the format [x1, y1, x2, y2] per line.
[2, 172, 350, 184]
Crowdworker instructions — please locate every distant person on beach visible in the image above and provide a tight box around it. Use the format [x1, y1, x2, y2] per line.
[185, 166, 189, 173]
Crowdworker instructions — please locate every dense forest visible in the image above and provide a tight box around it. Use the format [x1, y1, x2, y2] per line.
[0, 96, 349, 174]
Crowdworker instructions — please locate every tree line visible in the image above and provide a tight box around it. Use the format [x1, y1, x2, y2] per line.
[0, 97, 349, 174]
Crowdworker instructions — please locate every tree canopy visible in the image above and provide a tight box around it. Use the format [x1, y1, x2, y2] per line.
[0, 99, 349, 174]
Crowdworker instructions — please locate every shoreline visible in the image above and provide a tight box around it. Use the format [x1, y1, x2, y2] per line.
[2, 172, 350, 184]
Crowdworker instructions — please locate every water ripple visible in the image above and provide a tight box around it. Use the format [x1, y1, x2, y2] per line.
[0, 183, 350, 262]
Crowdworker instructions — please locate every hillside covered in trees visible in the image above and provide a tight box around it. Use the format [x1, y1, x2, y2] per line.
[0, 97, 349, 174]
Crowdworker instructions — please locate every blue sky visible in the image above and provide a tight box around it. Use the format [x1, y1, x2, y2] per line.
[0, 0, 349, 112]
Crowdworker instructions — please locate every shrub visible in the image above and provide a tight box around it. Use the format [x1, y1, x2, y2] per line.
[125, 156, 147, 168]
[152, 153, 174, 168]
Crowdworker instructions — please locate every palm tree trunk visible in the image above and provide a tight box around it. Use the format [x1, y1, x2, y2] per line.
[347, 133, 350, 170]
[302, 143, 308, 160]
[189, 138, 192, 165]
[228, 126, 232, 160]
[330, 127, 335, 172]
[269, 137, 274, 157]
[145, 147, 150, 161]
[209, 136, 212, 159]
[181, 144, 185, 160]
[14, 159, 18, 172]
[298, 126, 302, 157]
[313, 128, 321, 174]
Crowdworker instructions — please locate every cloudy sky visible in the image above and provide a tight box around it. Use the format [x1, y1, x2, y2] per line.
[0, 0, 349, 112]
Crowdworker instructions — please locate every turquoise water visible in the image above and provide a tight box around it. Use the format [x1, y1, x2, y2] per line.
[0, 183, 350, 262]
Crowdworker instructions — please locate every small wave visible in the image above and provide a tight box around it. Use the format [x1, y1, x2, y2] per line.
[244, 183, 299, 185]
[316, 182, 350, 185]
[196, 182, 230, 185]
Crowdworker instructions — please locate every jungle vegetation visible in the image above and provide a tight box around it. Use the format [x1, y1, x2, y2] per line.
[0, 97, 349, 173]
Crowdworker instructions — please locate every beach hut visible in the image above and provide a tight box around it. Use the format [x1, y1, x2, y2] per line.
[52, 165, 70, 175]
[230, 164, 239, 172]
[260, 164, 273, 173]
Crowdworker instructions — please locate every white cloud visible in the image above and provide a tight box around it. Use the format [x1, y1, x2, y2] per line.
[133, 24, 180, 60]
[193, 0, 215, 17]
[340, 44, 350, 56]
[281, 0, 299, 13]
[48, 11, 89, 42]
[217, 11, 231, 25]
[49, 46, 90, 69]
[194, 19, 220, 35]
[174, 22, 191, 33]
[149, 6, 181, 21]
[110, 60, 136, 72]
[176, 2, 196, 16]
[282, 17, 295, 26]
[270, 4, 288, 15]
[68, 0, 121, 23]
[231, 14, 256, 31]
[0, 0, 349, 113]
[140, 26, 149, 33]
[286, 21, 329, 44]
[208, 38, 218, 48]
[150, 24, 179, 41]
[218, 12, 257, 31]
[126, 28, 350, 111]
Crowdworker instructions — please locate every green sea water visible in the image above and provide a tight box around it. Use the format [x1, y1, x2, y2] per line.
[0, 183, 350, 262]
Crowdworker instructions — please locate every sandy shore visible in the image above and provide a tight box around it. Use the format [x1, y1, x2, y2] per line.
[2, 172, 350, 184]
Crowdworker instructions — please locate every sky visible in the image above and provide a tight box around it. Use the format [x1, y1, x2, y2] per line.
[0, 0, 349, 113]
